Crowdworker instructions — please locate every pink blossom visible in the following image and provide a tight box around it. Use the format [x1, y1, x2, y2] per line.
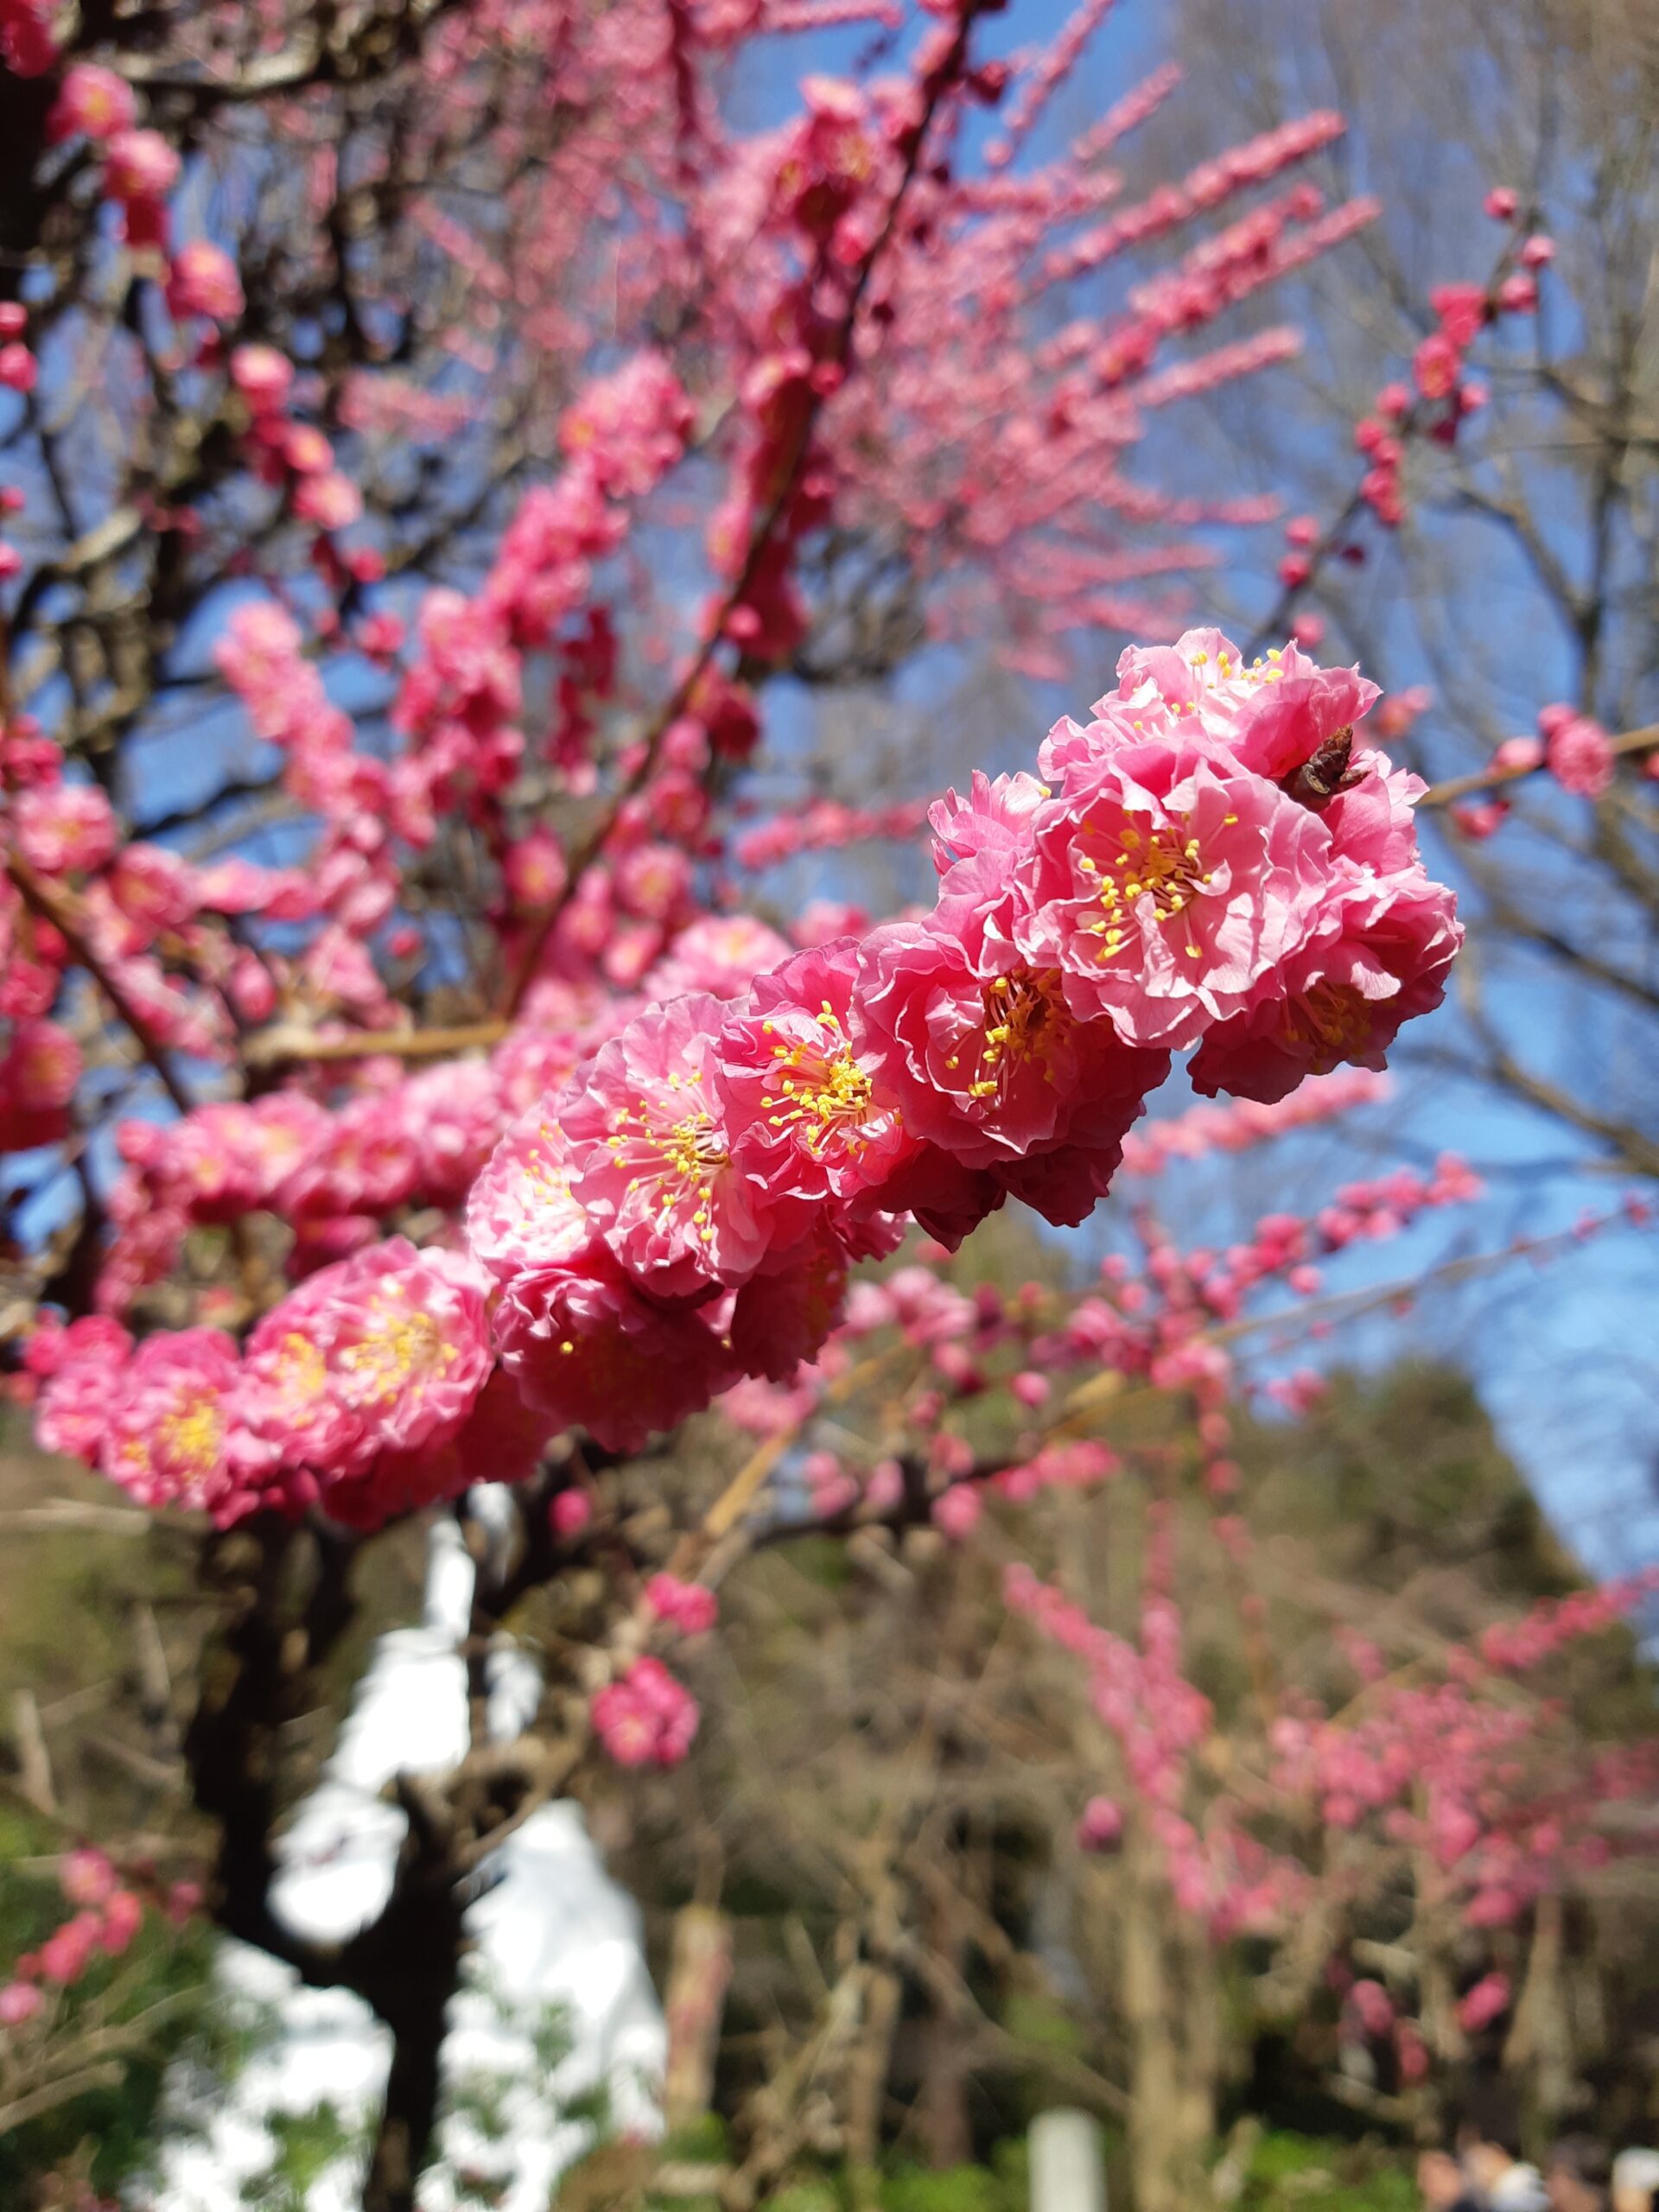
[11, 782, 118, 875]
[1015, 741, 1333, 1050]
[931, 1482, 982, 1539]
[98, 1890, 143, 1955]
[591, 1656, 699, 1767]
[60, 1848, 117, 1908]
[717, 938, 914, 1230]
[503, 830, 567, 912]
[166, 241, 245, 322]
[1457, 1971, 1510, 2032]
[230, 345, 296, 415]
[1413, 329, 1461, 400]
[108, 842, 198, 940]
[1189, 873, 1461, 1103]
[550, 1489, 592, 1539]
[1452, 799, 1509, 840]
[0, 341, 36, 393]
[564, 994, 779, 1300]
[559, 350, 693, 496]
[293, 470, 363, 531]
[728, 1229, 849, 1381]
[645, 1573, 720, 1636]
[34, 1316, 133, 1462]
[643, 914, 792, 1003]
[1345, 1978, 1395, 2037]
[1544, 711, 1615, 798]
[464, 1102, 594, 1286]
[166, 1881, 202, 1927]
[103, 127, 181, 204]
[100, 1327, 251, 1517]
[39, 1912, 100, 1987]
[1491, 735, 1544, 775]
[1076, 1796, 1123, 1852]
[0, 1981, 42, 2026]
[1484, 187, 1518, 219]
[1059, 628, 1380, 785]
[239, 1237, 493, 1492]
[5, 1018, 81, 1111]
[493, 1249, 739, 1455]
[854, 918, 1165, 1223]
[46, 63, 137, 143]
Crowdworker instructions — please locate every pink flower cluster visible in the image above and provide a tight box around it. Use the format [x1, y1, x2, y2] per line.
[645, 1573, 721, 1637]
[1267, 1654, 1657, 1930]
[472, 632, 1455, 1453]
[1118, 1068, 1390, 1175]
[1476, 1568, 1659, 1675]
[0, 1847, 152, 2030]
[590, 1656, 701, 1767]
[1453, 702, 1630, 841]
[1007, 1518, 1304, 1936]
[32, 1240, 505, 1531]
[733, 796, 931, 871]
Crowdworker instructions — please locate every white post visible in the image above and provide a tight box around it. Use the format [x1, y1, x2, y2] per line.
[1030, 2107, 1107, 2212]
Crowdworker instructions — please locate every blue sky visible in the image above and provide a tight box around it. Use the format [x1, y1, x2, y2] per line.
[726, 0, 1659, 1576]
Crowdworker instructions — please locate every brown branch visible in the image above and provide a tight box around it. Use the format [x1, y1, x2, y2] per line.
[241, 1017, 507, 1071]
[499, 11, 981, 1020]
[1417, 723, 1659, 809]
[3, 851, 196, 1114]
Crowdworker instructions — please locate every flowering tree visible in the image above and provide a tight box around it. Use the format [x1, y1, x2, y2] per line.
[590, 1143, 1657, 2212]
[1148, 0, 1659, 1185]
[0, 1, 1648, 2206]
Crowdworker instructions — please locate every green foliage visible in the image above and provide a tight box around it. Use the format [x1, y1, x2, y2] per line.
[239, 2101, 372, 2212]
[0, 1897, 219, 2200]
[1239, 2130, 1419, 2212]
[879, 2161, 1014, 2212]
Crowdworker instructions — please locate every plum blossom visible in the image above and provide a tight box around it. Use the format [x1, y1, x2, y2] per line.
[1541, 706, 1615, 798]
[47, 63, 137, 143]
[99, 1328, 251, 1517]
[563, 995, 777, 1301]
[238, 1238, 493, 1497]
[716, 938, 915, 1227]
[591, 1657, 699, 1767]
[166, 241, 245, 322]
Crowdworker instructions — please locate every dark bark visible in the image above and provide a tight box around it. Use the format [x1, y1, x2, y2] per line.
[187, 1516, 470, 2209]
[357, 1832, 468, 2212]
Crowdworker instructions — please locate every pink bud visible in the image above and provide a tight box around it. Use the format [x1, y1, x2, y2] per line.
[0, 343, 38, 394]
[230, 344, 295, 414]
[0, 1981, 42, 2026]
[1491, 735, 1543, 774]
[60, 1847, 117, 1907]
[1076, 1796, 1123, 1852]
[550, 1489, 592, 1539]
[1484, 187, 1518, 219]
[931, 1483, 981, 1541]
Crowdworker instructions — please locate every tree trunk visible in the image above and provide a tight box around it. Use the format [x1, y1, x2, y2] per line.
[1122, 1825, 1217, 2212]
[359, 1870, 468, 2212]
